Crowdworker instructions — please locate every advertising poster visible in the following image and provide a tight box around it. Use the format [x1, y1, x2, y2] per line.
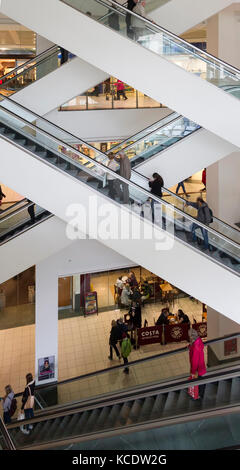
[38, 356, 55, 382]
[84, 291, 98, 316]
[224, 338, 238, 356]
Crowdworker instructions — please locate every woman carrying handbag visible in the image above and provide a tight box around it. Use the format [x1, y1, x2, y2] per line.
[20, 373, 35, 435]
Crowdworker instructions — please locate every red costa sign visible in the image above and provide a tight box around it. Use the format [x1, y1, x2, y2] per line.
[137, 326, 163, 345]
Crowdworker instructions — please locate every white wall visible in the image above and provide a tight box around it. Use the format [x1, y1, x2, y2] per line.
[11, 58, 108, 116]
[0, 137, 240, 321]
[46, 107, 171, 142]
[135, 128, 236, 187]
[208, 306, 240, 363]
[207, 152, 240, 228]
[148, 0, 236, 35]
[35, 239, 135, 384]
[2, 0, 240, 147]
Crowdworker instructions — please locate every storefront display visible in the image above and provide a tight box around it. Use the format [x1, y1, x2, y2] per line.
[84, 291, 98, 316]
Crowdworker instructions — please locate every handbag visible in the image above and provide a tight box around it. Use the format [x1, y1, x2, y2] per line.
[17, 411, 25, 421]
[24, 386, 34, 410]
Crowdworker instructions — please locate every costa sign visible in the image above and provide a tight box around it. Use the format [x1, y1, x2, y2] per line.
[138, 326, 163, 345]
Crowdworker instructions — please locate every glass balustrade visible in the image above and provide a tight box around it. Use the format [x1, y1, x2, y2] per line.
[0, 95, 239, 274]
[0, 46, 61, 97]
[0, 201, 49, 243]
[61, 0, 240, 93]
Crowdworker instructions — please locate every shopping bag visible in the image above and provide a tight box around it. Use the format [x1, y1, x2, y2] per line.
[187, 375, 199, 400]
[17, 411, 25, 421]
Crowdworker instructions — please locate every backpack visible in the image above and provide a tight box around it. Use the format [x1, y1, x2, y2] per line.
[122, 338, 132, 358]
[9, 397, 17, 417]
[204, 205, 213, 224]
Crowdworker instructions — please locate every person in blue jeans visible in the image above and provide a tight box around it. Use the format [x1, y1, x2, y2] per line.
[185, 197, 211, 250]
[176, 181, 190, 197]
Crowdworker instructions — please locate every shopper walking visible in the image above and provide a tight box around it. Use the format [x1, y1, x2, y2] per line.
[188, 328, 206, 399]
[121, 333, 132, 374]
[1, 385, 16, 424]
[109, 320, 121, 361]
[107, 153, 118, 199]
[126, 0, 136, 39]
[148, 173, 164, 223]
[176, 180, 190, 197]
[115, 80, 128, 100]
[132, 1, 147, 41]
[185, 197, 212, 250]
[114, 151, 131, 204]
[20, 373, 35, 435]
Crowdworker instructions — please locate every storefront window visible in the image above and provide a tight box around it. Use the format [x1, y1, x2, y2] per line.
[60, 76, 165, 111]
[0, 266, 35, 330]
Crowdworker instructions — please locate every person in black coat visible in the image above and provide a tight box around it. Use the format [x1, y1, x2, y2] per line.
[148, 173, 164, 223]
[108, 320, 121, 360]
[129, 301, 142, 329]
[20, 373, 35, 435]
[126, 0, 136, 38]
[0, 185, 6, 207]
[156, 308, 169, 325]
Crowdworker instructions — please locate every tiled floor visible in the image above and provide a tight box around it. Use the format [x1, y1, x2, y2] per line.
[0, 297, 203, 413]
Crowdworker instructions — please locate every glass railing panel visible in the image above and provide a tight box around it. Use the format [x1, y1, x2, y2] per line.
[61, 0, 240, 94]
[110, 113, 178, 154]
[34, 334, 240, 410]
[0, 199, 27, 218]
[0, 96, 239, 274]
[0, 47, 60, 97]
[121, 116, 200, 165]
[0, 204, 47, 241]
[56, 411, 240, 450]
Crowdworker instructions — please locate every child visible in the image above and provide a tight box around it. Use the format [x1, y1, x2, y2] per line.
[121, 333, 132, 374]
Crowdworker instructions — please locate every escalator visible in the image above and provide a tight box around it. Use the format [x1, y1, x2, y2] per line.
[107, 112, 236, 186]
[0, 199, 73, 285]
[0, 44, 108, 116]
[0, 95, 239, 318]
[2, 0, 240, 147]
[5, 333, 240, 450]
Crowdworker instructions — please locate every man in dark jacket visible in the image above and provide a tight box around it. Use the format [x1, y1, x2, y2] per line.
[126, 0, 136, 38]
[156, 308, 169, 325]
[185, 197, 212, 250]
[108, 320, 121, 360]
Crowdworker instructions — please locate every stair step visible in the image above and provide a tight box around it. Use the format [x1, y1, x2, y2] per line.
[138, 396, 155, 421]
[35, 149, 47, 158]
[57, 162, 68, 171]
[150, 394, 167, 419]
[94, 406, 111, 431]
[162, 391, 179, 416]
[230, 377, 240, 403]
[202, 382, 218, 408]
[115, 402, 132, 427]
[104, 404, 122, 428]
[66, 168, 79, 177]
[216, 379, 232, 405]
[82, 409, 101, 434]
[126, 399, 144, 425]
[45, 156, 58, 165]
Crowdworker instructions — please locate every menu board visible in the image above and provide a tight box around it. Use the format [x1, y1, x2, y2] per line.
[84, 291, 98, 316]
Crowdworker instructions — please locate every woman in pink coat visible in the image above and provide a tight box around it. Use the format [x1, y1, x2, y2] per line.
[188, 328, 206, 398]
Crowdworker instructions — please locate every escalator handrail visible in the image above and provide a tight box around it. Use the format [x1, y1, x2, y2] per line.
[132, 171, 240, 238]
[12, 331, 240, 399]
[108, 113, 181, 154]
[108, 112, 178, 153]
[70, 0, 240, 76]
[0, 198, 28, 216]
[7, 360, 240, 428]
[0, 416, 16, 450]
[0, 201, 34, 223]
[0, 45, 58, 83]
[1, 97, 240, 254]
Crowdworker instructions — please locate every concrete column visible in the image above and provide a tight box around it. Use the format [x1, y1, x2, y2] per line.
[207, 306, 240, 366]
[206, 5, 240, 228]
[35, 261, 58, 386]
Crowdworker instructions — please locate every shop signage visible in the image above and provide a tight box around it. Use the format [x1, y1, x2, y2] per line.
[84, 291, 98, 316]
[192, 322, 207, 338]
[38, 356, 55, 382]
[137, 326, 163, 345]
[224, 338, 238, 356]
[164, 323, 189, 344]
